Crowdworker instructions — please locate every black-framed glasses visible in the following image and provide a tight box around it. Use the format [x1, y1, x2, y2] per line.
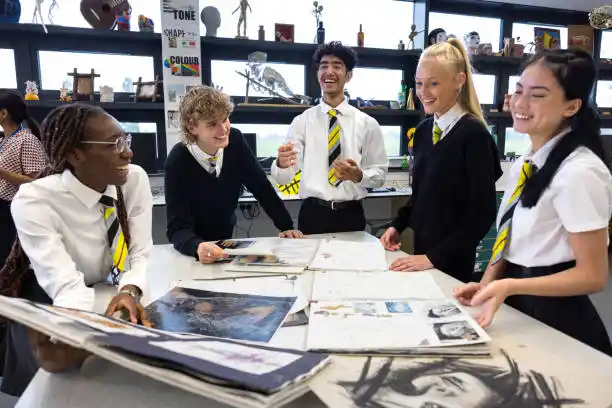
[81, 134, 132, 153]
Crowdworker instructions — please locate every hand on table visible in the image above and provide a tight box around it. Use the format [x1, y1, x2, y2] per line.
[28, 329, 90, 373]
[197, 242, 227, 264]
[453, 280, 512, 328]
[333, 158, 363, 183]
[389, 255, 433, 272]
[279, 229, 304, 239]
[105, 291, 152, 327]
[380, 227, 401, 251]
[277, 142, 297, 169]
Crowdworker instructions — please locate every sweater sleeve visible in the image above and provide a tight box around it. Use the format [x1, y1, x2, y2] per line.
[164, 146, 204, 259]
[236, 129, 295, 232]
[426, 123, 499, 268]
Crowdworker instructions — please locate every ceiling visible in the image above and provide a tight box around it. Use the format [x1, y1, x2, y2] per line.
[485, 0, 607, 11]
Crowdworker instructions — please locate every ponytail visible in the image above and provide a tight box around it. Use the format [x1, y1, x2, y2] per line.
[22, 115, 42, 140]
[421, 39, 487, 127]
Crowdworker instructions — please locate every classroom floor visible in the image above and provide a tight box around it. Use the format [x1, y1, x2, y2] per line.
[0, 260, 611, 408]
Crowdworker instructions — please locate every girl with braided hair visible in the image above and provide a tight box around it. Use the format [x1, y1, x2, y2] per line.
[0, 103, 153, 396]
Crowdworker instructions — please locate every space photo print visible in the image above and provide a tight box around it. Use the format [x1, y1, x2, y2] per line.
[310, 347, 612, 407]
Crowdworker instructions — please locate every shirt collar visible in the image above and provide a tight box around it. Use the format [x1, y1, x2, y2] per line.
[190, 143, 222, 160]
[523, 127, 572, 169]
[434, 103, 465, 132]
[319, 98, 351, 117]
[61, 169, 117, 209]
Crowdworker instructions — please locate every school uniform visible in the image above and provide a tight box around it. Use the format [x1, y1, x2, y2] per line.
[496, 128, 612, 355]
[1, 164, 153, 396]
[164, 127, 295, 259]
[0, 126, 47, 264]
[390, 104, 502, 283]
[270, 99, 389, 234]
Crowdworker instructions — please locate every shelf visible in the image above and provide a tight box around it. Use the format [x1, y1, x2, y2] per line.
[233, 103, 422, 117]
[26, 100, 164, 111]
[0, 23, 161, 43]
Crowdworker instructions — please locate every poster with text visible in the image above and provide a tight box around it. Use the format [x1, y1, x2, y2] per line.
[161, 0, 202, 153]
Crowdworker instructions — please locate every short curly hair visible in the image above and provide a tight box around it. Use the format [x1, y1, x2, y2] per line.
[179, 86, 234, 144]
[313, 41, 358, 72]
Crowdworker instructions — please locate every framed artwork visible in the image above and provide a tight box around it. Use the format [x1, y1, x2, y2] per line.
[275, 23, 295, 42]
[67, 68, 100, 101]
[534, 27, 561, 51]
[133, 76, 162, 102]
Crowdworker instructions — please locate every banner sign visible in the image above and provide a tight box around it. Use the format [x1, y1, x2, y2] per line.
[160, 0, 202, 153]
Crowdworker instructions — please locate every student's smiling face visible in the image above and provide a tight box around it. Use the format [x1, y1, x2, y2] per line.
[189, 115, 230, 154]
[415, 57, 465, 116]
[318, 55, 352, 97]
[510, 62, 581, 139]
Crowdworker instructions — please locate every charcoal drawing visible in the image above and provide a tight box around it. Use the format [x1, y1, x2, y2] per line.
[337, 351, 585, 407]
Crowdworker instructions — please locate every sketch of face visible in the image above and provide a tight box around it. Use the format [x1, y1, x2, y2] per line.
[436, 32, 447, 43]
[380, 372, 498, 408]
[440, 322, 468, 338]
[431, 304, 460, 317]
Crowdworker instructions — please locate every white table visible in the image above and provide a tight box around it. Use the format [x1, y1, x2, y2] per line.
[17, 232, 612, 408]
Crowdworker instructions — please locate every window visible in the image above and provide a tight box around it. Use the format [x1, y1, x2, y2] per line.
[231, 123, 400, 157]
[473, 74, 496, 105]
[601, 32, 612, 60]
[200, 0, 413, 49]
[512, 23, 568, 50]
[508, 75, 520, 94]
[120, 122, 159, 173]
[504, 127, 530, 157]
[211, 60, 305, 98]
[348, 68, 403, 102]
[0, 49, 17, 89]
[19, 0, 161, 32]
[38, 51, 154, 92]
[596, 81, 612, 108]
[428, 12, 501, 51]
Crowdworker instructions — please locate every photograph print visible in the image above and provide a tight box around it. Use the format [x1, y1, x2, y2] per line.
[144, 287, 296, 342]
[426, 302, 462, 319]
[434, 320, 480, 342]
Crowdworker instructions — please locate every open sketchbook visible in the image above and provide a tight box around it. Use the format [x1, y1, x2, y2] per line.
[308, 240, 388, 272]
[0, 295, 330, 408]
[223, 239, 321, 274]
[307, 271, 491, 353]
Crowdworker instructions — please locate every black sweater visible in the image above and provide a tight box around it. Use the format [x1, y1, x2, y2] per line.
[164, 128, 294, 258]
[391, 115, 502, 282]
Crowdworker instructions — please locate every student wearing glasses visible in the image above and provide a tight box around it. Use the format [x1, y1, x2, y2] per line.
[455, 50, 612, 355]
[0, 91, 48, 267]
[0, 103, 153, 396]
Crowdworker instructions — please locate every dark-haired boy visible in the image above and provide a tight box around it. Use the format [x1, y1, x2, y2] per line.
[271, 41, 388, 234]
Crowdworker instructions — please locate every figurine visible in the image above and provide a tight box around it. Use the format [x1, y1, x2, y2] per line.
[137, 14, 154, 32]
[33, 0, 59, 33]
[100, 86, 114, 103]
[24, 81, 39, 101]
[116, 7, 131, 31]
[478, 43, 493, 55]
[398, 40, 405, 50]
[427, 28, 447, 47]
[201, 6, 221, 37]
[463, 31, 480, 55]
[258, 25, 265, 41]
[408, 24, 425, 50]
[233, 0, 251, 39]
[59, 87, 72, 102]
[589, 5, 612, 29]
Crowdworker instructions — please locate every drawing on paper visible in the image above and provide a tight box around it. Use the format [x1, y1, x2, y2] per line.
[434, 321, 480, 342]
[335, 351, 586, 407]
[216, 239, 255, 250]
[385, 302, 412, 314]
[354, 302, 377, 314]
[320, 304, 351, 311]
[427, 302, 461, 318]
[145, 287, 295, 342]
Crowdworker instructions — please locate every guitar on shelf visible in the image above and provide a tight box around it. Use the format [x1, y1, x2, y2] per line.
[80, 0, 131, 29]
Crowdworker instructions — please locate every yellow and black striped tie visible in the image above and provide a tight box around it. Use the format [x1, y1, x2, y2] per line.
[327, 109, 342, 187]
[207, 155, 218, 177]
[490, 160, 535, 264]
[432, 122, 443, 145]
[100, 195, 128, 285]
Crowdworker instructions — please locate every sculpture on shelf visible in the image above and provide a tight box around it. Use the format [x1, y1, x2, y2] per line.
[463, 31, 480, 55]
[99, 86, 114, 103]
[0, 0, 21, 23]
[201, 6, 221, 37]
[427, 28, 447, 47]
[478, 43, 493, 55]
[408, 24, 425, 50]
[80, 0, 131, 30]
[24, 81, 40, 101]
[33, 0, 59, 33]
[233, 0, 252, 39]
[312, 1, 323, 43]
[236, 51, 311, 105]
[589, 5, 612, 29]
[59, 87, 72, 102]
[138, 14, 154, 32]
[116, 7, 131, 31]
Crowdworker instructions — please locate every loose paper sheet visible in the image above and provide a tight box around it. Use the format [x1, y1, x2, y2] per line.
[306, 299, 490, 351]
[309, 240, 388, 272]
[311, 271, 446, 301]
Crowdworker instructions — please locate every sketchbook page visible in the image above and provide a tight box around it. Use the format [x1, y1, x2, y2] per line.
[93, 333, 331, 396]
[170, 276, 309, 314]
[308, 240, 388, 271]
[311, 270, 446, 301]
[144, 287, 296, 342]
[223, 256, 306, 274]
[272, 238, 321, 266]
[306, 299, 489, 352]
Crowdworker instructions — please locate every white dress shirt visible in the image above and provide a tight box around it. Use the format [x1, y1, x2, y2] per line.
[499, 128, 612, 267]
[187, 143, 224, 177]
[271, 98, 389, 201]
[435, 103, 467, 140]
[11, 164, 153, 311]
